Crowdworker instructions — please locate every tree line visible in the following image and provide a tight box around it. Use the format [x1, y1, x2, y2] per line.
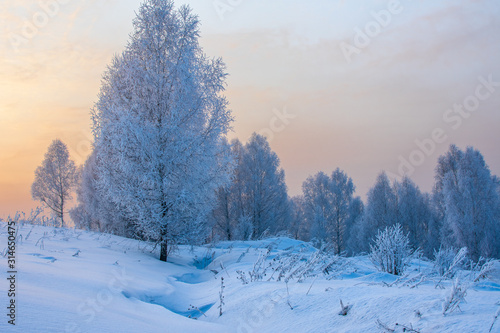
[210, 142, 500, 262]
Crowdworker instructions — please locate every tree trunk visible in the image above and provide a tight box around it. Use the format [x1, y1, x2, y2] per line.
[160, 239, 168, 262]
[60, 198, 65, 228]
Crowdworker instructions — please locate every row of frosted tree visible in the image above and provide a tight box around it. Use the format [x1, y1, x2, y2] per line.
[208, 143, 500, 262]
[59, 0, 499, 262]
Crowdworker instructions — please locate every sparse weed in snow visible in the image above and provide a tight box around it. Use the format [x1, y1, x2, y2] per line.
[193, 248, 215, 269]
[36, 231, 50, 250]
[218, 277, 225, 316]
[434, 247, 462, 277]
[25, 225, 35, 241]
[470, 258, 497, 283]
[490, 307, 500, 332]
[236, 270, 249, 284]
[338, 299, 352, 316]
[237, 245, 348, 285]
[187, 304, 207, 319]
[434, 247, 468, 287]
[376, 319, 421, 333]
[442, 276, 468, 315]
[383, 272, 427, 289]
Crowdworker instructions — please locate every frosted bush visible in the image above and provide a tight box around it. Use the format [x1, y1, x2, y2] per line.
[434, 247, 467, 277]
[369, 224, 414, 276]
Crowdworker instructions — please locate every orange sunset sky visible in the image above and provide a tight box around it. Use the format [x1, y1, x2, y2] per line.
[1, 0, 500, 219]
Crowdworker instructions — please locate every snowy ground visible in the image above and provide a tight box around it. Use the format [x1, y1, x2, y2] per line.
[1, 223, 499, 333]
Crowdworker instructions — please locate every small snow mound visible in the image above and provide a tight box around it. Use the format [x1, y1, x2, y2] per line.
[122, 289, 214, 319]
[173, 272, 212, 284]
[356, 272, 399, 284]
[473, 281, 500, 292]
[215, 237, 316, 253]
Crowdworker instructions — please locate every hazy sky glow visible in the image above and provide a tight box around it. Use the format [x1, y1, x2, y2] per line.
[1, 0, 500, 218]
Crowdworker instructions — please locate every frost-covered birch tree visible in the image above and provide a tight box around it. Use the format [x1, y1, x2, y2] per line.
[303, 171, 332, 244]
[289, 195, 307, 240]
[211, 135, 291, 240]
[302, 168, 356, 253]
[432, 144, 463, 248]
[441, 147, 500, 260]
[70, 149, 133, 236]
[240, 133, 291, 239]
[31, 139, 78, 227]
[210, 139, 240, 241]
[355, 172, 397, 252]
[395, 176, 437, 257]
[91, 0, 233, 261]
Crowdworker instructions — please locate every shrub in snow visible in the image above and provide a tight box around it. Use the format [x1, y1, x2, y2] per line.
[471, 258, 497, 283]
[369, 224, 414, 276]
[433, 247, 464, 276]
[434, 247, 468, 289]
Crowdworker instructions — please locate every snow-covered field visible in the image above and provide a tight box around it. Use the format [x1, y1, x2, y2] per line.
[1, 223, 499, 333]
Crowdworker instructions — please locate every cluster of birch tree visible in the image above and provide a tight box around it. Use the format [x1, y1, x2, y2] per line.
[288, 145, 500, 261]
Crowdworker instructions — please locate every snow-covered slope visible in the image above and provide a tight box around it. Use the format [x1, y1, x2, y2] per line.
[1, 223, 499, 333]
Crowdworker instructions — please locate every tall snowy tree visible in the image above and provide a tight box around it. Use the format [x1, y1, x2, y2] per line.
[70, 151, 100, 231]
[330, 168, 356, 254]
[210, 139, 239, 241]
[345, 196, 364, 255]
[70, 149, 133, 236]
[239, 133, 291, 239]
[289, 195, 307, 240]
[432, 144, 463, 248]
[228, 139, 252, 239]
[211, 186, 234, 241]
[357, 172, 397, 252]
[441, 147, 500, 260]
[302, 168, 356, 254]
[91, 0, 233, 261]
[394, 176, 436, 257]
[31, 139, 78, 227]
[303, 171, 331, 244]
